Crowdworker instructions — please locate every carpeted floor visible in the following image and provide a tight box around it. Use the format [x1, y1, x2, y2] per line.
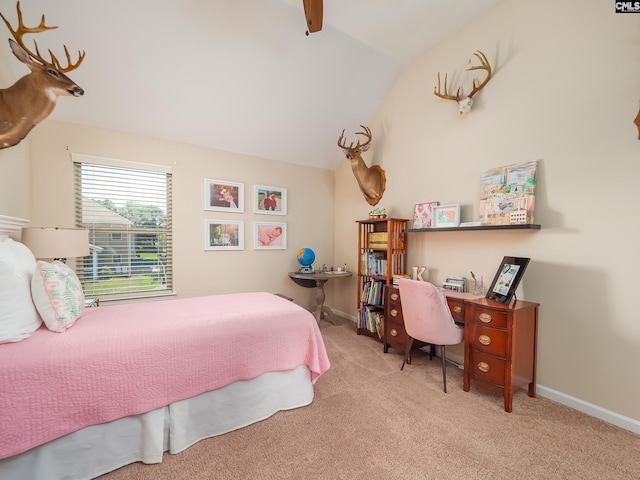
[99, 319, 640, 480]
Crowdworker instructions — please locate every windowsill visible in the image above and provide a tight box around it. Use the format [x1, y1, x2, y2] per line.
[92, 291, 177, 306]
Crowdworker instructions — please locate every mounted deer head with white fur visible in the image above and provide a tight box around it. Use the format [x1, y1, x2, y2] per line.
[337, 125, 386, 206]
[434, 50, 492, 115]
[0, 1, 85, 149]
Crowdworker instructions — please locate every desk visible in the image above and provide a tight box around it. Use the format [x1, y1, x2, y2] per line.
[384, 286, 538, 412]
[288, 271, 352, 325]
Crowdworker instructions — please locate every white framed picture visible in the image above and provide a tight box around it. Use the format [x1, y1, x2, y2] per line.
[432, 204, 460, 228]
[204, 220, 244, 250]
[204, 179, 244, 212]
[254, 221, 286, 250]
[254, 185, 287, 215]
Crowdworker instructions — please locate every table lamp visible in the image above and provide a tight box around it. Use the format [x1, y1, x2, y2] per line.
[21, 227, 90, 263]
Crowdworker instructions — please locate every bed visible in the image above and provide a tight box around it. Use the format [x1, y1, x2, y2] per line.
[0, 236, 330, 480]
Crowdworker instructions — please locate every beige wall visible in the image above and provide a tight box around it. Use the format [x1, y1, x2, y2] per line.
[26, 120, 335, 309]
[334, 0, 640, 424]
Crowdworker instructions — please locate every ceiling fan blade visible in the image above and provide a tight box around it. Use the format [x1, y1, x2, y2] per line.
[303, 0, 323, 33]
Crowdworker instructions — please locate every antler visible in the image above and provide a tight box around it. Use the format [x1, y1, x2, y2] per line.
[337, 125, 372, 152]
[0, 1, 85, 72]
[467, 50, 492, 99]
[434, 72, 461, 101]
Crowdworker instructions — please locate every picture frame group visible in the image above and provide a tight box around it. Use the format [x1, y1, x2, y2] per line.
[203, 179, 288, 250]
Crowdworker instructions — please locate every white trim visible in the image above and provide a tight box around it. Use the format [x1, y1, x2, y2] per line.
[0, 215, 30, 240]
[71, 153, 173, 173]
[537, 385, 640, 435]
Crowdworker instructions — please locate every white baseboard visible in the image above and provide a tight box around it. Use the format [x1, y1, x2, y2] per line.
[536, 385, 640, 435]
[331, 311, 640, 436]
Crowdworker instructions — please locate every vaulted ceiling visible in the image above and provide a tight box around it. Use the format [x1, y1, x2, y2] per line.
[0, 0, 503, 170]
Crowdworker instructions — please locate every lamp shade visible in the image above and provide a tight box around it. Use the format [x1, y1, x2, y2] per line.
[21, 227, 90, 259]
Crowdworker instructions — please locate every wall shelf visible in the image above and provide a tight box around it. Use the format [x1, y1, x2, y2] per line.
[404, 224, 541, 233]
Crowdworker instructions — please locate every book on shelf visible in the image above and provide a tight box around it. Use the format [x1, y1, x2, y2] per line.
[361, 251, 387, 276]
[358, 306, 384, 337]
[392, 274, 411, 286]
[360, 280, 384, 305]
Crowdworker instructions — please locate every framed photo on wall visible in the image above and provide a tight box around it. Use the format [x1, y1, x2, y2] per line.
[204, 220, 244, 250]
[254, 221, 287, 250]
[412, 201, 439, 228]
[204, 179, 244, 212]
[254, 185, 287, 215]
[432, 204, 460, 228]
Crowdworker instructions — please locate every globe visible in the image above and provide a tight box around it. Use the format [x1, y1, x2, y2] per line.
[297, 248, 315, 267]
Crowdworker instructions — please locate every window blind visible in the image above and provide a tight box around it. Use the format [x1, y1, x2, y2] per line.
[73, 157, 173, 300]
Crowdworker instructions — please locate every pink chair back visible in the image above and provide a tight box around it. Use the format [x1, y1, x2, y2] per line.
[398, 279, 463, 346]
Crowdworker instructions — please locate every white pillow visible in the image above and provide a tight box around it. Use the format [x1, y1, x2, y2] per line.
[31, 260, 85, 332]
[0, 238, 42, 343]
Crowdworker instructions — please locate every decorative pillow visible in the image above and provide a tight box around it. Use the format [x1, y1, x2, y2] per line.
[31, 260, 85, 332]
[0, 238, 42, 343]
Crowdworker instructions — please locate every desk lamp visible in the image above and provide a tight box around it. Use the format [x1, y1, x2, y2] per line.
[21, 227, 89, 263]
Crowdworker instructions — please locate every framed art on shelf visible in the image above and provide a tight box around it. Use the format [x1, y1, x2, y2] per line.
[412, 201, 439, 228]
[204, 220, 244, 251]
[433, 204, 460, 228]
[254, 221, 287, 250]
[204, 179, 244, 212]
[254, 185, 287, 215]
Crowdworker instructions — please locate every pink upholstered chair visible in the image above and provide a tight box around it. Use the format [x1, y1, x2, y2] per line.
[398, 279, 464, 393]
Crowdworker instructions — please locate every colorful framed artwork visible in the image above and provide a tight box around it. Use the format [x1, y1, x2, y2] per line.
[204, 179, 244, 212]
[432, 204, 460, 228]
[254, 185, 287, 215]
[204, 220, 244, 251]
[254, 221, 287, 250]
[478, 161, 537, 225]
[412, 201, 439, 228]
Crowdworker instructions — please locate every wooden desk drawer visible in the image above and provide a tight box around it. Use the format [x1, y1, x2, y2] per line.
[386, 315, 407, 350]
[468, 323, 507, 357]
[468, 350, 506, 387]
[468, 306, 508, 329]
[447, 298, 465, 323]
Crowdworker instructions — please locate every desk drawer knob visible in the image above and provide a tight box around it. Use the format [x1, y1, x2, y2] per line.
[390, 293, 399, 301]
[478, 335, 491, 346]
[477, 362, 490, 373]
[390, 328, 398, 337]
[479, 313, 492, 323]
[390, 309, 398, 317]
[453, 306, 462, 314]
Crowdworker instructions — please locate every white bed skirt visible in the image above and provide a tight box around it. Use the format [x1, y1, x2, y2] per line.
[0, 365, 313, 480]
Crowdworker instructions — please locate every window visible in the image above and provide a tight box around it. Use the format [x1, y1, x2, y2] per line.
[73, 154, 173, 300]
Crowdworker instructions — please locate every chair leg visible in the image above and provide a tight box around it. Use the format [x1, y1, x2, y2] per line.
[440, 345, 447, 393]
[401, 337, 415, 371]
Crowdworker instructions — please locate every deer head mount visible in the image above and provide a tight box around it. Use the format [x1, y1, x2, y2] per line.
[0, 1, 85, 149]
[434, 50, 492, 115]
[337, 125, 386, 206]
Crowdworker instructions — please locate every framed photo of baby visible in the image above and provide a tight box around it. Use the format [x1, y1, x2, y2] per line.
[205, 179, 244, 212]
[254, 185, 287, 215]
[254, 221, 287, 250]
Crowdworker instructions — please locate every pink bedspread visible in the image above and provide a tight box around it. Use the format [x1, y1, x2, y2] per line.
[0, 292, 330, 459]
